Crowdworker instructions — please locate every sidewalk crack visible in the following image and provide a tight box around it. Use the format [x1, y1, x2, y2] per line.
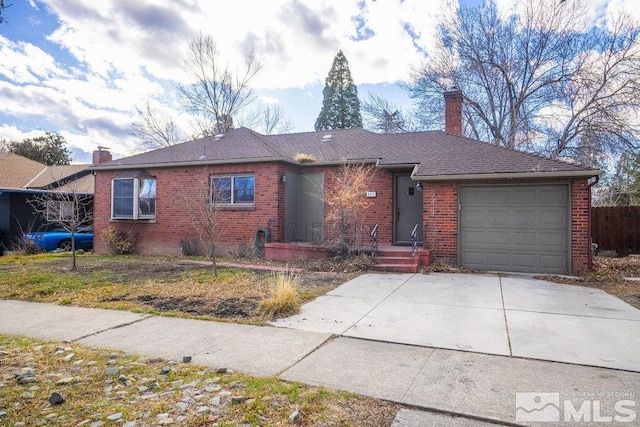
[70, 315, 153, 343]
[499, 275, 513, 356]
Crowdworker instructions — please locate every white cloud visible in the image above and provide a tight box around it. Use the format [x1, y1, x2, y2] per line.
[259, 95, 281, 105]
[2, 0, 639, 158]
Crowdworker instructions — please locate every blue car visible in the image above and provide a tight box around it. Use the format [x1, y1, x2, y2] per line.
[23, 227, 93, 252]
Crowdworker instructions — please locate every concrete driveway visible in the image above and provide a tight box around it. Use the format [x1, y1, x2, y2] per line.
[271, 273, 640, 372]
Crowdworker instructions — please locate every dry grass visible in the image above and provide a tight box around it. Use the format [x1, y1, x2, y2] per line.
[0, 335, 401, 426]
[0, 254, 354, 324]
[537, 255, 640, 310]
[293, 153, 317, 163]
[259, 270, 301, 318]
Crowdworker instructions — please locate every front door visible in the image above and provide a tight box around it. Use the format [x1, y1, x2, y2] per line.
[394, 174, 423, 244]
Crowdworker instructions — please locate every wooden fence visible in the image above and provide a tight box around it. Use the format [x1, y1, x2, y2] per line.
[591, 206, 640, 255]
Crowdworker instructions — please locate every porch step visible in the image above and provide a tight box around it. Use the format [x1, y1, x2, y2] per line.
[370, 262, 420, 273]
[373, 256, 417, 265]
[370, 246, 431, 273]
[371, 247, 420, 273]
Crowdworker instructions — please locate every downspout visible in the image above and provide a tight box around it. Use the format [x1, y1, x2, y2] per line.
[586, 175, 600, 269]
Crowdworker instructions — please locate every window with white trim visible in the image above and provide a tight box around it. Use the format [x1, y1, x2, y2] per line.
[111, 177, 156, 219]
[211, 175, 255, 205]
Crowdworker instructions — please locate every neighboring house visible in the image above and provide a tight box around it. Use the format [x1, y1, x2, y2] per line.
[0, 149, 110, 252]
[90, 92, 601, 274]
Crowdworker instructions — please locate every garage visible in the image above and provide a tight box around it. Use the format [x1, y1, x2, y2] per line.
[459, 184, 570, 274]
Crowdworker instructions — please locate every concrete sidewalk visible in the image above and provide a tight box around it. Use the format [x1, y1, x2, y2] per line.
[1, 299, 639, 426]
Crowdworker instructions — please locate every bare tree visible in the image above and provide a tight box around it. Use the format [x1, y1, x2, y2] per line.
[593, 153, 640, 206]
[403, 0, 640, 164]
[0, 1, 12, 25]
[130, 99, 185, 150]
[29, 184, 92, 271]
[259, 105, 294, 135]
[177, 34, 261, 135]
[180, 169, 228, 276]
[361, 93, 418, 133]
[323, 163, 375, 258]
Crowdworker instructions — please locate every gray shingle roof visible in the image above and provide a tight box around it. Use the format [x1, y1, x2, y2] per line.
[91, 127, 600, 179]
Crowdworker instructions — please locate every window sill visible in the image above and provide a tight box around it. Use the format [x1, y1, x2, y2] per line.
[110, 218, 157, 223]
[215, 204, 256, 211]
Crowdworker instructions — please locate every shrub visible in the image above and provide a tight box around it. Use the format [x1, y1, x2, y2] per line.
[259, 270, 300, 318]
[23, 238, 43, 255]
[179, 240, 198, 256]
[230, 242, 254, 258]
[100, 227, 136, 255]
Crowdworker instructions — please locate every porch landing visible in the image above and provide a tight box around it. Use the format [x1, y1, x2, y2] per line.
[264, 242, 431, 273]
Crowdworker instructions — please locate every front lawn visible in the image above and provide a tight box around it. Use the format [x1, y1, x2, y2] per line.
[0, 253, 357, 323]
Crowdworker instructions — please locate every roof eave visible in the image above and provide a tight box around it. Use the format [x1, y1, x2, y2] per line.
[411, 170, 603, 181]
[90, 157, 382, 171]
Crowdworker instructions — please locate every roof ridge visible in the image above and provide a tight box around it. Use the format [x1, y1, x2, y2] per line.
[23, 165, 49, 188]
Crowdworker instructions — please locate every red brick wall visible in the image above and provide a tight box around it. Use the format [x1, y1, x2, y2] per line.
[571, 179, 591, 273]
[94, 162, 394, 255]
[420, 178, 593, 274]
[94, 162, 286, 256]
[422, 182, 458, 264]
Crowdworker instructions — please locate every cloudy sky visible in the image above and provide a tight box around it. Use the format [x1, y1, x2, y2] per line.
[0, 0, 636, 163]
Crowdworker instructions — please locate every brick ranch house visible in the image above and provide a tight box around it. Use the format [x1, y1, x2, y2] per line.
[91, 92, 600, 275]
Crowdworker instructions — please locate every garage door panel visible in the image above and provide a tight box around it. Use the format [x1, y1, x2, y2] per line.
[513, 210, 536, 227]
[512, 231, 537, 245]
[540, 232, 566, 248]
[461, 251, 487, 267]
[511, 253, 538, 270]
[540, 254, 566, 270]
[462, 230, 486, 245]
[487, 190, 511, 205]
[540, 210, 566, 227]
[463, 191, 489, 205]
[540, 188, 568, 204]
[512, 189, 537, 204]
[461, 209, 486, 225]
[459, 185, 569, 274]
[486, 230, 511, 245]
[486, 252, 512, 268]
[487, 209, 512, 226]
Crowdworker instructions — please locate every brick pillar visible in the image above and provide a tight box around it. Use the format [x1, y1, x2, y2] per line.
[444, 90, 463, 136]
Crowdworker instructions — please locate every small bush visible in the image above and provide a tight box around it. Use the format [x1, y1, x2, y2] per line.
[230, 242, 254, 258]
[23, 239, 43, 255]
[101, 227, 136, 255]
[179, 240, 198, 256]
[259, 270, 300, 318]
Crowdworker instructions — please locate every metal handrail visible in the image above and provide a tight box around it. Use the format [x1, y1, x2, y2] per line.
[370, 224, 379, 257]
[411, 223, 419, 258]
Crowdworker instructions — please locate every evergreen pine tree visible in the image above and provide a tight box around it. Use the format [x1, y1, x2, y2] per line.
[315, 50, 362, 131]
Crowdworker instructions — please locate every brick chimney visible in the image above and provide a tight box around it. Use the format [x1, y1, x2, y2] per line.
[444, 89, 463, 136]
[92, 146, 112, 165]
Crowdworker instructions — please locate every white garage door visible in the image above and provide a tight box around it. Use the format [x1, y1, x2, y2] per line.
[459, 184, 570, 274]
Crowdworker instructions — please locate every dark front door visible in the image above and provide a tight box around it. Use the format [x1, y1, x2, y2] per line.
[394, 174, 423, 244]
